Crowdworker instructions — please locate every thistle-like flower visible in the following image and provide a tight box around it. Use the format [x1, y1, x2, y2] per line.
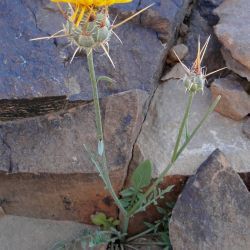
[31, 0, 153, 66]
[173, 36, 227, 94]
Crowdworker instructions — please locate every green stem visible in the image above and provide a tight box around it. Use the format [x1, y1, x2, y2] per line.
[171, 92, 194, 162]
[175, 95, 221, 160]
[86, 49, 127, 217]
[87, 49, 104, 143]
[128, 94, 221, 217]
[127, 223, 160, 242]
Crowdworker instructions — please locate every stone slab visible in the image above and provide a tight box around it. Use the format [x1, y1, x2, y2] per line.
[0, 215, 97, 250]
[0, 90, 147, 174]
[169, 149, 250, 250]
[130, 79, 250, 177]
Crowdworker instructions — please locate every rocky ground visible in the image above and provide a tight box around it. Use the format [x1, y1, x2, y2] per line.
[0, 0, 249, 249]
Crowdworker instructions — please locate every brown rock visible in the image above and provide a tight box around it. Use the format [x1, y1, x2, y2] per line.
[169, 149, 250, 250]
[214, 0, 250, 80]
[0, 90, 147, 222]
[168, 44, 189, 63]
[0, 172, 120, 224]
[211, 76, 250, 120]
[127, 175, 188, 235]
[161, 63, 187, 81]
[221, 48, 250, 81]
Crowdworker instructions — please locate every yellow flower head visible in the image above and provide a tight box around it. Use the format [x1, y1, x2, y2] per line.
[51, 0, 132, 26]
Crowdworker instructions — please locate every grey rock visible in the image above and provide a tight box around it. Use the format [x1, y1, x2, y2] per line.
[161, 63, 186, 81]
[129, 79, 250, 177]
[211, 76, 250, 120]
[0, 90, 148, 174]
[184, 8, 226, 77]
[168, 44, 189, 63]
[214, 0, 250, 80]
[243, 117, 250, 139]
[0, 0, 166, 119]
[197, 0, 224, 25]
[0, 215, 104, 250]
[169, 149, 250, 250]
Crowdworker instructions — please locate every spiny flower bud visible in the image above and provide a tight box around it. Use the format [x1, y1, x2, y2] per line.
[65, 13, 112, 50]
[183, 73, 205, 94]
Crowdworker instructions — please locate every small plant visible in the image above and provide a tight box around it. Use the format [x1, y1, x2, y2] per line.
[31, 1, 226, 249]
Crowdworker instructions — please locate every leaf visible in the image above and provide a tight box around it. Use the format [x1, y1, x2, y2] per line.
[120, 187, 135, 197]
[144, 222, 155, 228]
[91, 212, 107, 226]
[131, 160, 152, 190]
[120, 198, 131, 209]
[48, 241, 66, 250]
[113, 219, 120, 226]
[163, 185, 175, 193]
[97, 76, 115, 85]
[157, 206, 166, 215]
[98, 140, 104, 156]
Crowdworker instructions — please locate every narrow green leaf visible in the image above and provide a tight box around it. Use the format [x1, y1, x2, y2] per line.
[163, 185, 175, 193]
[97, 76, 115, 85]
[131, 160, 152, 190]
[156, 206, 166, 215]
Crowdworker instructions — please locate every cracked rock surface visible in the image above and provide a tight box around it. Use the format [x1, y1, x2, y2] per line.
[0, 90, 148, 174]
[129, 79, 250, 177]
[0, 0, 191, 120]
[169, 149, 250, 250]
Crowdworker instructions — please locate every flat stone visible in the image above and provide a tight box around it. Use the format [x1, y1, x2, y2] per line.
[214, 0, 250, 79]
[169, 149, 250, 250]
[221, 48, 250, 81]
[211, 76, 250, 120]
[0, 90, 147, 221]
[0, 215, 105, 250]
[130, 79, 250, 177]
[243, 117, 250, 139]
[0, 171, 121, 223]
[0, 90, 147, 174]
[0, 0, 165, 119]
[161, 63, 187, 81]
[168, 44, 189, 63]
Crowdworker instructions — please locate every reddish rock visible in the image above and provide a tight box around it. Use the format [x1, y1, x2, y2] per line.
[0, 90, 147, 222]
[127, 175, 188, 235]
[211, 77, 250, 120]
[168, 44, 189, 63]
[0, 172, 121, 223]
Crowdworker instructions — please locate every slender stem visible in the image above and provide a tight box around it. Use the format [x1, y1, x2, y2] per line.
[171, 92, 194, 162]
[87, 49, 104, 143]
[175, 95, 221, 160]
[128, 94, 220, 217]
[127, 224, 160, 242]
[86, 49, 127, 217]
